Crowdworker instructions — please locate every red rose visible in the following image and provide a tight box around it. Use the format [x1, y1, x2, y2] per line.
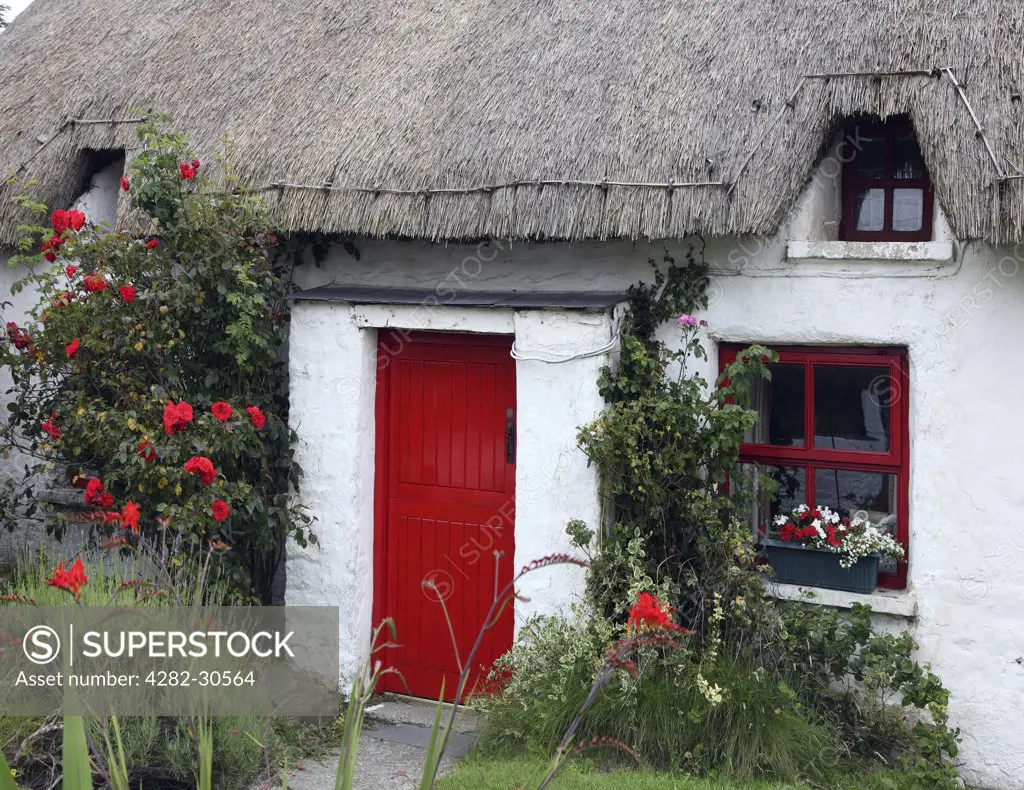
[211, 402, 233, 422]
[119, 285, 136, 303]
[211, 499, 230, 522]
[192, 159, 201, 169]
[120, 177, 130, 192]
[84, 478, 105, 506]
[41, 235, 63, 262]
[137, 440, 158, 463]
[146, 239, 158, 250]
[41, 418, 61, 440]
[163, 400, 194, 435]
[65, 338, 80, 359]
[65, 265, 77, 278]
[246, 406, 266, 429]
[67, 210, 86, 231]
[6, 323, 31, 351]
[184, 456, 217, 487]
[51, 210, 69, 235]
[84, 271, 108, 293]
[99, 492, 114, 509]
[179, 163, 197, 180]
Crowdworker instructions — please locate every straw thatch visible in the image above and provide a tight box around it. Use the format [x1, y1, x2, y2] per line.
[1, 0, 1023, 245]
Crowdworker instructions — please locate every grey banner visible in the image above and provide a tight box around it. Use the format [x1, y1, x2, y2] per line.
[0, 606, 340, 716]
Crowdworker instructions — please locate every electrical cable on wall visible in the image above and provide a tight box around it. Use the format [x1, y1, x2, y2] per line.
[509, 303, 626, 364]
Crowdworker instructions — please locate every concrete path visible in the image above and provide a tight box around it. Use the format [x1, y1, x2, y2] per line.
[256, 696, 480, 790]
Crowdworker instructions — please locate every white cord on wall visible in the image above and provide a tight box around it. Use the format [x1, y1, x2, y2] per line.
[509, 303, 626, 364]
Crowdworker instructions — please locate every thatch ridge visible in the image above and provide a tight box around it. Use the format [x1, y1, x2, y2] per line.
[1, 0, 1023, 244]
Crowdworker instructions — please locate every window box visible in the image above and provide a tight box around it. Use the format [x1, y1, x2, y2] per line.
[762, 537, 879, 594]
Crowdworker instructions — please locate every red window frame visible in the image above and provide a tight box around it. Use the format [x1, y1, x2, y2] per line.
[721, 345, 910, 590]
[841, 120, 934, 243]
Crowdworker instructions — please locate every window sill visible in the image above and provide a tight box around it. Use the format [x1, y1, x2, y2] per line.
[787, 240, 953, 265]
[766, 581, 918, 619]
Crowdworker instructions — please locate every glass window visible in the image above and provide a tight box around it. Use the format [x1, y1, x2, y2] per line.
[747, 363, 805, 447]
[813, 365, 890, 452]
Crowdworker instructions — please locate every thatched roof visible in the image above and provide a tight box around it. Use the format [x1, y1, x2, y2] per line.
[1, 0, 1023, 245]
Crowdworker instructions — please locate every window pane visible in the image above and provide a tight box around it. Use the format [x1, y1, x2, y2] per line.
[855, 135, 886, 179]
[814, 469, 899, 572]
[892, 188, 924, 232]
[745, 464, 807, 536]
[813, 365, 891, 452]
[893, 133, 926, 180]
[747, 363, 805, 447]
[854, 188, 886, 231]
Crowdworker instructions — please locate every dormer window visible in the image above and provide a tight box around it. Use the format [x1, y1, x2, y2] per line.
[841, 120, 933, 242]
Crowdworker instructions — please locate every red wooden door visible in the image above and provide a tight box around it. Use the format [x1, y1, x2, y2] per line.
[374, 331, 516, 701]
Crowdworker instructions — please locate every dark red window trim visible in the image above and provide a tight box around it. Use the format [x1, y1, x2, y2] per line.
[841, 120, 934, 243]
[721, 344, 910, 590]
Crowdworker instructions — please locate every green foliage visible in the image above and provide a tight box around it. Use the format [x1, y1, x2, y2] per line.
[0, 117, 313, 598]
[576, 249, 774, 629]
[776, 603, 960, 788]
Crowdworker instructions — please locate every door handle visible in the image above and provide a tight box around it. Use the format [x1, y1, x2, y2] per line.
[506, 408, 516, 464]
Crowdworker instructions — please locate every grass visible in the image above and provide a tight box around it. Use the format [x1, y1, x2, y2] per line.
[436, 758, 933, 790]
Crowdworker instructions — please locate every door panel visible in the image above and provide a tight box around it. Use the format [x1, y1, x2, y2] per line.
[375, 332, 516, 701]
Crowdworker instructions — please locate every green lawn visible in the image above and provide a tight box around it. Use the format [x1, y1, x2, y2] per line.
[436, 757, 924, 790]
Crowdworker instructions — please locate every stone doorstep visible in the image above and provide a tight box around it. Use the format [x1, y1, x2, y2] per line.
[367, 692, 482, 734]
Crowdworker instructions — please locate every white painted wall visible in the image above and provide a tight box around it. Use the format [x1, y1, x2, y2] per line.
[286, 230, 1024, 790]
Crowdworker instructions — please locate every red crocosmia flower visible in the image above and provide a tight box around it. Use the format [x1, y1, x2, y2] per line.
[146, 239, 158, 250]
[65, 265, 78, 278]
[47, 558, 88, 601]
[211, 401, 233, 422]
[163, 400, 194, 435]
[41, 418, 61, 440]
[184, 456, 217, 487]
[179, 162, 197, 180]
[119, 500, 141, 534]
[246, 406, 266, 429]
[119, 285, 136, 303]
[137, 440, 158, 463]
[211, 499, 230, 522]
[65, 338, 80, 359]
[626, 593, 684, 635]
[120, 177, 130, 192]
[84, 271, 108, 293]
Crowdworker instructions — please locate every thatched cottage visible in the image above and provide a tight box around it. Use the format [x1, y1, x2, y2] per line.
[2, 1, 1024, 787]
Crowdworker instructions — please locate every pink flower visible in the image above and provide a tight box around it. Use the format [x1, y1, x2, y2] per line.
[120, 177, 130, 192]
[677, 314, 699, 328]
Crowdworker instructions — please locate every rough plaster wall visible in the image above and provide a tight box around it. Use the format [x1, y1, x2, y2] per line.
[290, 234, 1024, 790]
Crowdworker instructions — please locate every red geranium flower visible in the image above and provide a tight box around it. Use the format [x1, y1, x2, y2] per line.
[65, 265, 77, 278]
[84, 271, 108, 293]
[211, 401, 233, 422]
[65, 338, 80, 359]
[119, 285, 136, 303]
[137, 440, 158, 463]
[120, 177, 130, 192]
[146, 239, 158, 250]
[163, 400, 194, 435]
[211, 499, 230, 522]
[246, 406, 266, 429]
[47, 558, 88, 601]
[184, 456, 217, 487]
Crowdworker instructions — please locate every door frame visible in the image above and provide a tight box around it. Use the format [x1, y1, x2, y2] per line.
[371, 329, 517, 682]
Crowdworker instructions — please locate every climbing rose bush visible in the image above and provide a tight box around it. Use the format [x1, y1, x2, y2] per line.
[0, 118, 313, 598]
